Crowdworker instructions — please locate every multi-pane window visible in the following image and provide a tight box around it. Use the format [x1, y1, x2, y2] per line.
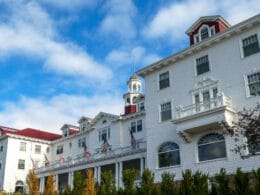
[242, 34, 260, 57]
[78, 137, 86, 148]
[131, 122, 136, 133]
[99, 128, 110, 142]
[196, 55, 210, 75]
[198, 133, 226, 162]
[200, 27, 209, 40]
[18, 159, 25, 169]
[160, 102, 172, 122]
[56, 145, 63, 154]
[159, 71, 170, 89]
[35, 145, 41, 154]
[0, 145, 3, 152]
[130, 120, 142, 133]
[20, 142, 26, 152]
[247, 72, 260, 96]
[158, 142, 180, 168]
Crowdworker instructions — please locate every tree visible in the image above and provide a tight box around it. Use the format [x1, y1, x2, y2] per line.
[212, 168, 232, 195]
[140, 169, 155, 195]
[26, 169, 40, 195]
[233, 168, 251, 195]
[100, 170, 116, 195]
[72, 171, 85, 195]
[160, 172, 175, 195]
[44, 173, 58, 195]
[85, 168, 96, 195]
[122, 169, 138, 195]
[222, 103, 260, 157]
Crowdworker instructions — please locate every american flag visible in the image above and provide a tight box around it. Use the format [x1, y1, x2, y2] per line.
[102, 138, 110, 152]
[129, 128, 137, 149]
[84, 145, 91, 159]
[44, 154, 50, 166]
[59, 155, 64, 164]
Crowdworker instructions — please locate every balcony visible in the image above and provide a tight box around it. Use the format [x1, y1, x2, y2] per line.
[172, 94, 235, 142]
[36, 140, 146, 174]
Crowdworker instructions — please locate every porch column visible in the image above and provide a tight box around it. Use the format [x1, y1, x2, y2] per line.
[118, 161, 123, 188]
[140, 157, 144, 175]
[39, 177, 45, 193]
[55, 174, 59, 191]
[115, 162, 119, 188]
[97, 166, 101, 184]
[68, 172, 74, 189]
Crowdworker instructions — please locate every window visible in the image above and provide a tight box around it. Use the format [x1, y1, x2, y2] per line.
[200, 26, 209, 40]
[138, 102, 145, 111]
[131, 122, 136, 133]
[196, 55, 210, 75]
[158, 142, 180, 168]
[99, 127, 110, 142]
[20, 142, 26, 152]
[160, 102, 172, 122]
[137, 120, 142, 132]
[0, 145, 3, 152]
[81, 123, 86, 132]
[35, 145, 41, 154]
[242, 34, 260, 57]
[46, 147, 50, 153]
[56, 145, 63, 154]
[247, 72, 260, 96]
[198, 133, 226, 162]
[159, 71, 170, 89]
[18, 159, 25, 169]
[130, 120, 143, 133]
[78, 137, 86, 148]
[0, 160, 1, 169]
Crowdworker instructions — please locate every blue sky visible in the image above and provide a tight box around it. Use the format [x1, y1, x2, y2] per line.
[0, 0, 259, 133]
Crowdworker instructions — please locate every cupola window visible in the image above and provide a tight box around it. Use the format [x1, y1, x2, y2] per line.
[200, 26, 209, 40]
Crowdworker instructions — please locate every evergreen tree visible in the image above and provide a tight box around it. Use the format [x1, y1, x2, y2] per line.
[62, 185, 72, 195]
[213, 168, 231, 195]
[253, 168, 260, 195]
[140, 169, 155, 195]
[100, 170, 116, 195]
[233, 168, 251, 195]
[85, 169, 96, 195]
[26, 169, 40, 195]
[44, 173, 58, 195]
[160, 172, 175, 195]
[122, 169, 138, 195]
[72, 171, 85, 195]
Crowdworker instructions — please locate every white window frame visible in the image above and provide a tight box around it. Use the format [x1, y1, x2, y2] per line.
[18, 159, 25, 170]
[158, 70, 170, 90]
[20, 142, 26, 152]
[159, 100, 173, 122]
[244, 70, 260, 97]
[240, 32, 260, 59]
[35, 145, 41, 154]
[195, 54, 211, 76]
[98, 127, 110, 142]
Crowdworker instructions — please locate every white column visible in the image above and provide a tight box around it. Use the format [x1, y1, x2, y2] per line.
[55, 174, 59, 191]
[97, 166, 101, 184]
[68, 172, 74, 189]
[39, 177, 45, 193]
[140, 158, 144, 175]
[118, 161, 123, 188]
[115, 162, 119, 188]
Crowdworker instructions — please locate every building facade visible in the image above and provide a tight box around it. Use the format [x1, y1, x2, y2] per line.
[137, 14, 260, 182]
[0, 14, 260, 193]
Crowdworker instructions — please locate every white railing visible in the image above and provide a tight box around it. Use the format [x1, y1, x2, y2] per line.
[175, 93, 232, 120]
[36, 141, 146, 173]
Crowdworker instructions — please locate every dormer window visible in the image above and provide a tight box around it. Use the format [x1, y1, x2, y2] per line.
[80, 123, 86, 132]
[200, 26, 209, 40]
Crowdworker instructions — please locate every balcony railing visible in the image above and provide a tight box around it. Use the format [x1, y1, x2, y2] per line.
[175, 93, 232, 120]
[36, 140, 146, 173]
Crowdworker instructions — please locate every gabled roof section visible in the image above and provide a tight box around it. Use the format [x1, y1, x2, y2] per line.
[1, 126, 61, 141]
[137, 14, 260, 77]
[186, 15, 230, 35]
[91, 112, 119, 124]
[78, 116, 92, 124]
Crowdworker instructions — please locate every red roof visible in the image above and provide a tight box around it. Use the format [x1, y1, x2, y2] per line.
[69, 129, 79, 135]
[1, 127, 61, 141]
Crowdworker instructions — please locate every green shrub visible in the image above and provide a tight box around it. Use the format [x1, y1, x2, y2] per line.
[160, 172, 176, 195]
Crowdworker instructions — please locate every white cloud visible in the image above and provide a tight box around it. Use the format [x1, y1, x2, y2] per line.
[143, 0, 260, 41]
[99, 0, 137, 39]
[39, 0, 98, 11]
[105, 46, 161, 68]
[0, 94, 123, 134]
[0, 1, 112, 81]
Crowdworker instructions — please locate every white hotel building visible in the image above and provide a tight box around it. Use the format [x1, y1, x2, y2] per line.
[0, 14, 260, 193]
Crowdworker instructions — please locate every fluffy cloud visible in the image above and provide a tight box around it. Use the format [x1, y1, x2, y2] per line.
[105, 46, 161, 68]
[143, 0, 260, 41]
[99, 0, 137, 39]
[0, 1, 112, 81]
[0, 94, 123, 134]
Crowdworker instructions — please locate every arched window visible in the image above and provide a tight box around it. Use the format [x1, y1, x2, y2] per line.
[15, 180, 24, 193]
[198, 133, 226, 162]
[158, 142, 180, 168]
[200, 26, 209, 40]
[133, 84, 137, 92]
[132, 96, 137, 103]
